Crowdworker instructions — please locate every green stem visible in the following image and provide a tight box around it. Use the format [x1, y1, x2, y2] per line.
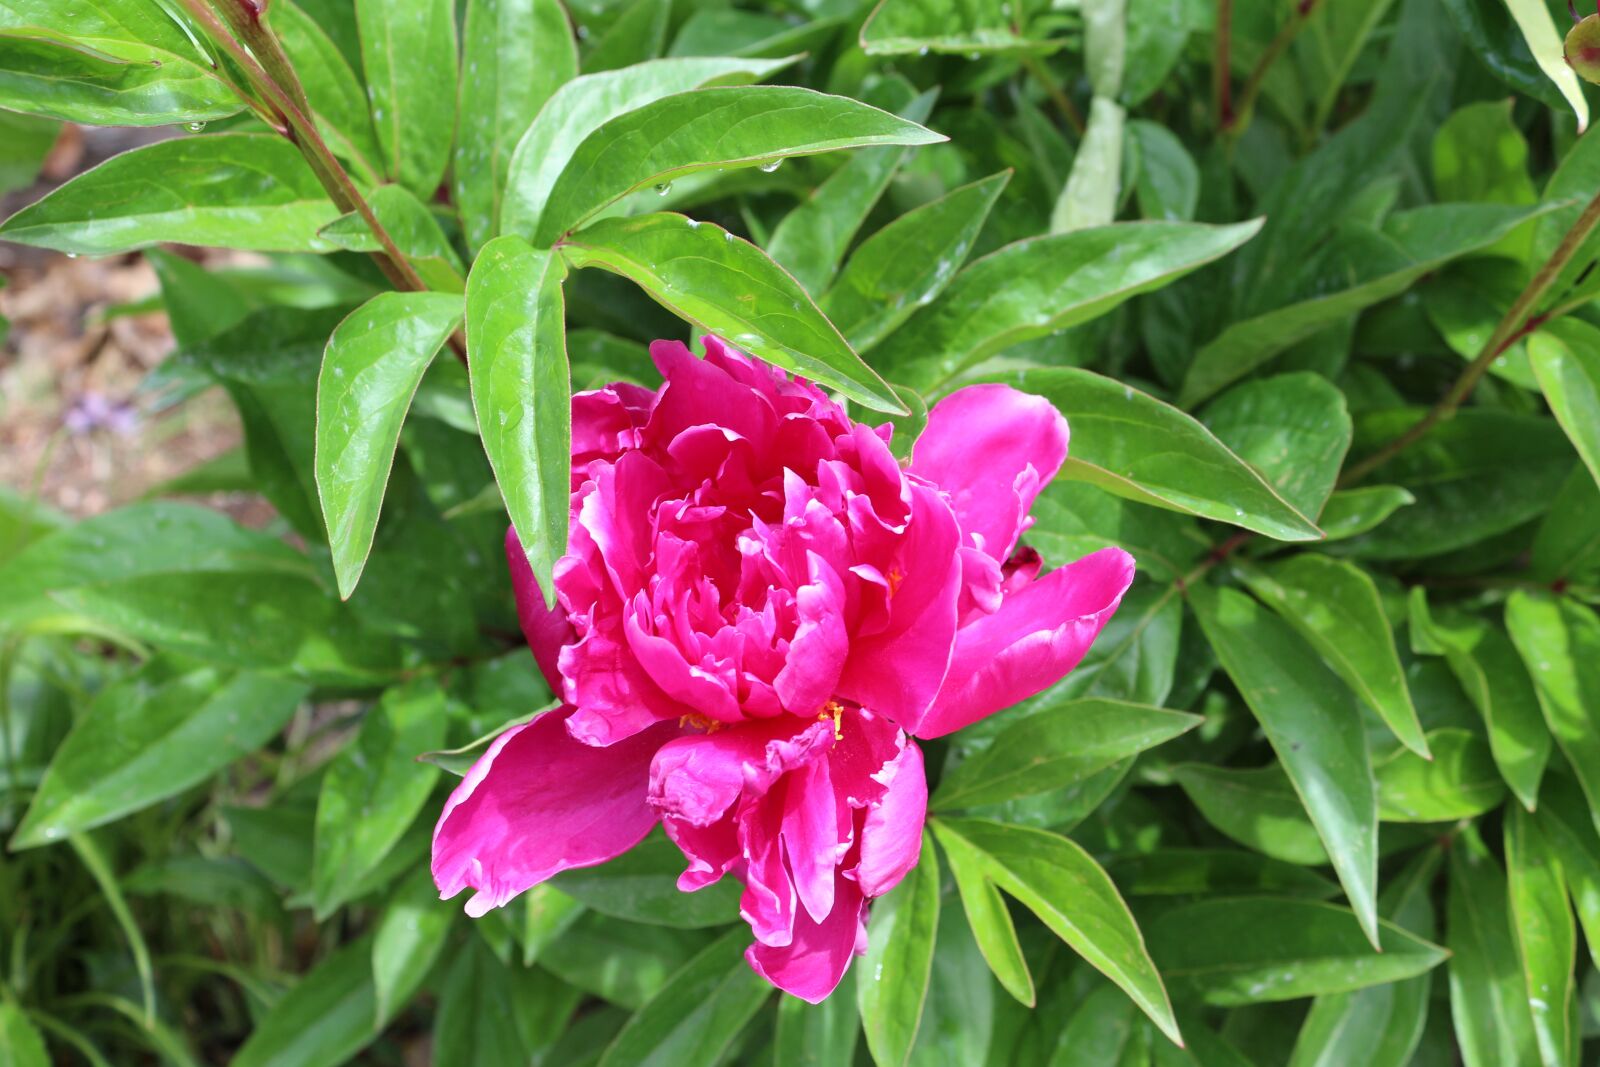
[1341, 184, 1600, 486]
[1226, 0, 1320, 137]
[0, 638, 18, 822]
[1022, 54, 1085, 136]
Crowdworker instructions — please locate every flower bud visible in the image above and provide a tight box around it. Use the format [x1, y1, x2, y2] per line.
[1566, 14, 1600, 84]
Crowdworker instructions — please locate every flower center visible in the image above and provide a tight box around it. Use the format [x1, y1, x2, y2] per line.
[817, 699, 845, 741]
[678, 713, 724, 733]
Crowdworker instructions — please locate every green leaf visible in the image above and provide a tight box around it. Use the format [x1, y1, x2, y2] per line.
[0, 0, 202, 58]
[146, 246, 255, 350]
[318, 184, 466, 291]
[1343, 409, 1575, 560]
[1316, 486, 1415, 542]
[541, 914, 710, 1009]
[1238, 553, 1426, 757]
[561, 212, 903, 413]
[879, 219, 1263, 393]
[465, 236, 570, 608]
[1010, 367, 1322, 541]
[821, 171, 1008, 352]
[1432, 99, 1536, 208]
[1106, 849, 1340, 899]
[1178, 203, 1558, 407]
[70, 832, 156, 1026]
[858, 831, 939, 1067]
[372, 865, 454, 1026]
[272, 0, 383, 183]
[534, 85, 941, 243]
[908, 903, 995, 1066]
[1202, 373, 1351, 520]
[311, 680, 448, 917]
[501, 56, 793, 239]
[1530, 465, 1600, 582]
[357, 0, 457, 194]
[933, 698, 1199, 811]
[1148, 897, 1447, 1005]
[933, 818, 1181, 1046]
[1529, 318, 1600, 493]
[0, 1003, 49, 1067]
[1192, 585, 1378, 942]
[1053, 980, 1149, 1065]
[12, 661, 306, 848]
[552, 830, 741, 928]
[1375, 728, 1504, 821]
[582, 0, 669, 73]
[1170, 762, 1328, 866]
[1027, 482, 1206, 585]
[1536, 771, 1600, 969]
[1128, 119, 1199, 221]
[0, 134, 340, 254]
[1507, 592, 1600, 836]
[316, 290, 463, 598]
[1447, 823, 1541, 1067]
[0, 32, 240, 126]
[599, 927, 772, 1067]
[937, 819, 1033, 1006]
[436, 939, 531, 1067]
[1409, 589, 1552, 811]
[860, 0, 1034, 55]
[774, 970, 860, 1067]
[454, 0, 577, 252]
[1506, 805, 1579, 1067]
[1501, 0, 1588, 129]
[1053, 95, 1125, 235]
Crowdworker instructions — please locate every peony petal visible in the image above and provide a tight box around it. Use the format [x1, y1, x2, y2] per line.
[910, 384, 1069, 563]
[782, 757, 840, 924]
[916, 547, 1136, 739]
[506, 527, 573, 694]
[773, 551, 849, 716]
[855, 739, 927, 897]
[432, 708, 671, 916]
[746, 872, 868, 1002]
[561, 619, 688, 745]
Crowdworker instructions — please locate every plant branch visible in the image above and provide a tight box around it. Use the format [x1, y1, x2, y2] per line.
[1341, 186, 1600, 486]
[1225, 0, 1320, 136]
[1214, 0, 1233, 130]
[1022, 54, 1085, 136]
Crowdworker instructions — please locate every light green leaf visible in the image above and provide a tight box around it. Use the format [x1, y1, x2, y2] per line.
[0, 1004, 48, 1067]
[1448, 823, 1542, 1067]
[357, 0, 457, 194]
[1192, 584, 1379, 943]
[775, 970, 860, 1066]
[272, 0, 383, 183]
[1171, 762, 1328, 866]
[1502, 0, 1588, 130]
[372, 865, 454, 1027]
[933, 818, 1181, 1046]
[318, 184, 466, 291]
[1052, 95, 1125, 234]
[12, 662, 306, 848]
[534, 85, 941, 243]
[880, 219, 1263, 393]
[858, 831, 939, 1067]
[1529, 317, 1600, 492]
[1507, 591, 1600, 832]
[1148, 897, 1447, 1005]
[1238, 553, 1426, 757]
[1375, 728, 1504, 821]
[1010, 367, 1322, 541]
[552, 830, 741, 928]
[311, 680, 448, 917]
[599, 927, 772, 1067]
[560, 212, 903, 413]
[937, 820, 1034, 1006]
[933, 698, 1199, 811]
[860, 0, 1034, 55]
[315, 290, 462, 599]
[1316, 485, 1415, 542]
[0, 32, 240, 126]
[1537, 771, 1600, 969]
[1506, 805, 1579, 1067]
[0, 0, 201, 57]
[822, 171, 1007, 352]
[1179, 202, 1559, 407]
[1432, 99, 1538, 206]
[501, 56, 794, 239]
[454, 0, 577, 252]
[0, 134, 340, 254]
[1201, 373, 1352, 521]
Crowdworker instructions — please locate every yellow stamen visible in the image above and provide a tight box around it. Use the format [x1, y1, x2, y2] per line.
[679, 713, 723, 733]
[817, 699, 845, 741]
[887, 568, 906, 598]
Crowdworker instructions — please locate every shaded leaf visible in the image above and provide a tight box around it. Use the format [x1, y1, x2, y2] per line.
[858, 831, 939, 1067]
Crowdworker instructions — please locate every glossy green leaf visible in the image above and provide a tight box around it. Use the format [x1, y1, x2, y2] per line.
[436, 939, 530, 1067]
[858, 831, 939, 1067]
[1537, 771, 1600, 969]
[1447, 822, 1541, 1067]
[311, 680, 448, 916]
[822, 171, 1008, 352]
[1010, 367, 1322, 541]
[535, 85, 940, 243]
[0, 33, 240, 126]
[371, 865, 454, 1026]
[1506, 805, 1579, 1067]
[1129, 119, 1199, 221]
[599, 927, 772, 1067]
[582, 0, 668, 73]
[0, 1003, 48, 1067]
[1529, 318, 1600, 492]
[1530, 465, 1600, 582]
[12, 662, 306, 848]
[1502, 0, 1588, 129]
[552, 830, 741, 928]
[315, 290, 462, 598]
[1052, 96, 1125, 234]
[934, 818, 1181, 1046]
[561, 212, 903, 413]
[1192, 584, 1378, 942]
[1507, 592, 1600, 836]
[1316, 485, 1415, 542]
[318, 184, 466, 291]
[1202, 373, 1351, 520]
[0, 134, 340, 254]
[1238, 553, 1426, 756]
[273, 0, 383, 183]
[357, 0, 457, 194]
[860, 0, 1033, 55]
[1179, 203, 1557, 407]
[937, 818, 1033, 1006]
[1409, 590, 1551, 811]
[1148, 897, 1447, 1005]
[774, 970, 860, 1066]
[1027, 482, 1206, 585]
[1171, 762, 1328, 866]
[1107, 849, 1339, 899]
[879, 219, 1263, 393]
[464, 236, 569, 607]
[1375, 728, 1504, 821]
[501, 56, 793, 239]
[934, 698, 1199, 810]
[454, 0, 577, 252]
[0, 0, 201, 58]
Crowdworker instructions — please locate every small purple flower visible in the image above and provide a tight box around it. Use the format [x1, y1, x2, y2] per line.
[63, 392, 139, 437]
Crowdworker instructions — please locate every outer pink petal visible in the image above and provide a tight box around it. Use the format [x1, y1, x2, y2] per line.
[916, 547, 1136, 739]
[506, 527, 573, 694]
[855, 740, 927, 897]
[432, 707, 670, 916]
[782, 757, 840, 924]
[746, 873, 867, 1003]
[910, 384, 1069, 563]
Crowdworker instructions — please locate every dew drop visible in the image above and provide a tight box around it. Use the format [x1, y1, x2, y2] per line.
[654, 182, 672, 196]
[758, 159, 783, 173]
[185, 120, 208, 133]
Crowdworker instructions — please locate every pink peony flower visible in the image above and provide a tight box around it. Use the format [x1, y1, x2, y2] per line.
[432, 338, 1134, 1001]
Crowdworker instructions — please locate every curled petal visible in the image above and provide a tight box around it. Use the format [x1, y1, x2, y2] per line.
[746, 873, 868, 1003]
[855, 740, 927, 897]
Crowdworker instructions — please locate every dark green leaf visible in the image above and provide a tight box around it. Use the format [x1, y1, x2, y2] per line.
[1316, 486, 1415, 542]
[436, 939, 531, 1067]
[1530, 466, 1600, 582]
[1447, 822, 1541, 1067]
[1051, 980, 1149, 1065]
[1201, 373, 1351, 520]
[774, 970, 860, 1066]
[1129, 120, 1199, 221]
[1170, 762, 1328, 866]
[357, 0, 457, 194]
[582, 0, 669, 73]
[1107, 849, 1340, 899]
[70, 832, 155, 1026]
[372, 865, 454, 1026]
[552, 830, 741, 928]
[1505, 805, 1579, 1067]
[0, 33, 241, 126]
[540, 914, 711, 1009]
[858, 831, 939, 1067]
